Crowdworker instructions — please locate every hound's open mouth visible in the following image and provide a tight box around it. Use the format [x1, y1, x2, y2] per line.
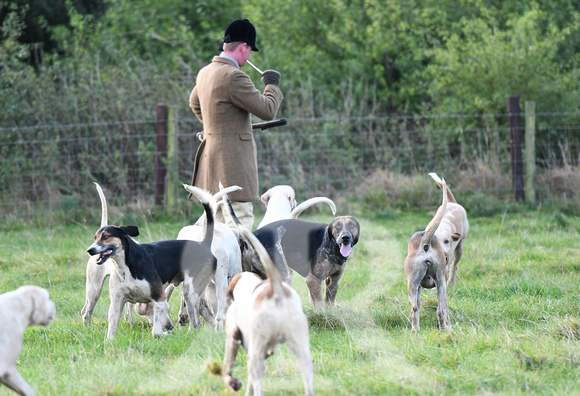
[96, 248, 115, 265]
[340, 243, 352, 258]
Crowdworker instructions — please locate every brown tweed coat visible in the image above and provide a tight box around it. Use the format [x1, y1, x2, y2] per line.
[189, 56, 283, 202]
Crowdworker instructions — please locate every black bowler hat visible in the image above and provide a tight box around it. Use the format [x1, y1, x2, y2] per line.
[219, 19, 259, 52]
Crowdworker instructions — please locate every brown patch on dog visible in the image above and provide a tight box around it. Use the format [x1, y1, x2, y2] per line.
[252, 281, 293, 310]
[253, 282, 272, 310]
[226, 273, 243, 305]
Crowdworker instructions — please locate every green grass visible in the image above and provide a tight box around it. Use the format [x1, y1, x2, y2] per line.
[1, 207, 580, 395]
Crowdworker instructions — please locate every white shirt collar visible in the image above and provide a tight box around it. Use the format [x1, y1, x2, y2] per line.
[220, 53, 239, 68]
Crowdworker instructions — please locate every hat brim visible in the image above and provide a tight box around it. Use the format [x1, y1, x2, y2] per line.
[219, 42, 259, 52]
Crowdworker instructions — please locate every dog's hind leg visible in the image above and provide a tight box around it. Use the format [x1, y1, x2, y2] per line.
[286, 318, 314, 396]
[177, 286, 214, 327]
[182, 278, 202, 331]
[178, 282, 217, 327]
[407, 280, 423, 333]
[213, 267, 229, 331]
[222, 321, 243, 392]
[124, 303, 134, 322]
[81, 256, 109, 325]
[178, 292, 189, 326]
[246, 345, 267, 396]
[447, 240, 465, 287]
[0, 367, 34, 396]
[435, 275, 451, 330]
[199, 294, 215, 327]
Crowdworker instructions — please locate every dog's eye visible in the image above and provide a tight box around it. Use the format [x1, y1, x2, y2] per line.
[102, 235, 109, 240]
[444, 240, 450, 244]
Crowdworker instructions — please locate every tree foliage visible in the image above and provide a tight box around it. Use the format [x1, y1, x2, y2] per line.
[0, 0, 579, 182]
[2, 0, 580, 118]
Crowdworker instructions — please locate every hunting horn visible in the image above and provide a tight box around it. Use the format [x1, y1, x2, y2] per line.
[246, 60, 264, 76]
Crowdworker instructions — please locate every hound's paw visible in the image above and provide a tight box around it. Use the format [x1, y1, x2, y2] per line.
[178, 313, 190, 326]
[153, 330, 174, 338]
[227, 377, 242, 392]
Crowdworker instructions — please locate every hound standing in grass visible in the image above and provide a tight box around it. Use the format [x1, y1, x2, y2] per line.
[428, 173, 469, 286]
[86, 186, 217, 340]
[404, 175, 451, 332]
[242, 215, 360, 313]
[174, 184, 243, 330]
[81, 182, 134, 326]
[220, 194, 314, 395]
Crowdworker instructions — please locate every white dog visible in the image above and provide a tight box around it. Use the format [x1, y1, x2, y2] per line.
[81, 182, 133, 325]
[429, 173, 469, 286]
[258, 185, 336, 228]
[174, 184, 243, 330]
[221, 195, 314, 395]
[0, 286, 56, 396]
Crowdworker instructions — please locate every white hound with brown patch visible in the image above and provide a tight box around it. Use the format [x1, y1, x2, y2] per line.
[221, 194, 314, 395]
[429, 173, 469, 286]
[404, 175, 450, 332]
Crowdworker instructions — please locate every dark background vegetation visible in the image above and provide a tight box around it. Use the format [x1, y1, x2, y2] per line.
[1, 0, 580, 223]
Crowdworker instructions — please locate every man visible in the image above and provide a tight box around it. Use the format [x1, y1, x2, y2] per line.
[189, 19, 283, 230]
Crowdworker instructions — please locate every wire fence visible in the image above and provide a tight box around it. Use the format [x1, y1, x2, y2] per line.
[1, 109, 579, 220]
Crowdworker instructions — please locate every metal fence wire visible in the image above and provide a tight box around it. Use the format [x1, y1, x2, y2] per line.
[1, 110, 579, 218]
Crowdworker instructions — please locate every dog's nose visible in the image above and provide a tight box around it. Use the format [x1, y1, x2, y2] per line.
[87, 247, 97, 256]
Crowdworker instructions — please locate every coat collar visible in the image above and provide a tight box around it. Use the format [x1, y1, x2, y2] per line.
[212, 56, 239, 69]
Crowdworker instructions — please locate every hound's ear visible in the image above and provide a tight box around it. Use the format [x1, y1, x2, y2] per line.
[30, 288, 52, 326]
[260, 189, 271, 206]
[452, 232, 461, 242]
[348, 217, 361, 246]
[120, 225, 140, 237]
[286, 189, 296, 206]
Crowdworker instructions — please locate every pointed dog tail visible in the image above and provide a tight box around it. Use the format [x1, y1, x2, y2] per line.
[289, 197, 337, 219]
[183, 184, 217, 246]
[212, 184, 243, 214]
[220, 186, 286, 299]
[213, 185, 243, 202]
[421, 174, 448, 250]
[94, 182, 108, 228]
[429, 172, 457, 203]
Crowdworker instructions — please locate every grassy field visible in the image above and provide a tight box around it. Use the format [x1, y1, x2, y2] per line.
[1, 205, 579, 395]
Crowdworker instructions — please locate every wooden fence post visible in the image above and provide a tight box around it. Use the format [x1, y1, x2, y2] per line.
[155, 104, 168, 205]
[525, 101, 536, 203]
[165, 106, 178, 211]
[508, 95, 525, 202]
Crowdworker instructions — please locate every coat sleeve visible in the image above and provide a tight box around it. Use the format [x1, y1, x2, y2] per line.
[228, 71, 283, 121]
[189, 86, 203, 122]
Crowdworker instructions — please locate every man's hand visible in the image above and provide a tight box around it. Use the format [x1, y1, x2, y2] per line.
[261, 70, 281, 87]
